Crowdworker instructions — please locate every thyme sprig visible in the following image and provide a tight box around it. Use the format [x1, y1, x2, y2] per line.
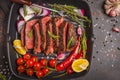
[49, 4, 91, 26]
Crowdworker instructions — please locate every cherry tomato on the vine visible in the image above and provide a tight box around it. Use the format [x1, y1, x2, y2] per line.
[36, 70, 43, 78]
[30, 56, 38, 62]
[16, 57, 24, 65]
[42, 68, 50, 75]
[49, 59, 57, 68]
[40, 58, 48, 66]
[23, 53, 31, 61]
[33, 62, 41, 71]
[17, 65, 25, 73]
[25, 59, 34, 68]
[26, 68, 34, 76]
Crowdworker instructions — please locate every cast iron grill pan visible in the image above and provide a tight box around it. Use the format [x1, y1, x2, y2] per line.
[7, 0, 93, 80]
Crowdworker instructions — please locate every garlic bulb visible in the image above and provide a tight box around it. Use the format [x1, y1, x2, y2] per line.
[104, 0, 120, 17]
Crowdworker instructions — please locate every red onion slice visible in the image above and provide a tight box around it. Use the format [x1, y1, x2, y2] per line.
[17, 19, 25, 33]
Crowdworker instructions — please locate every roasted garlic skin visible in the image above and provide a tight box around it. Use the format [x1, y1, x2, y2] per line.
[104, 0, 120, 17]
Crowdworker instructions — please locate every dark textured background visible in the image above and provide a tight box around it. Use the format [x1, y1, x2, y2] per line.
[0, 0, 120, 80]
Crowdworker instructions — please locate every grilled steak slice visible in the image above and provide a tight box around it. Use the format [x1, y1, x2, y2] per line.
[33, 23, 41, 54]
[58, 21, 68, 53]
[25, 19, 38, 49]
[52, 17, 64, 53]
[39, 16, 51, 52]
[67, 22, 77, 51]
[21, 25, 25, 46]
[44, 21, 53, 55]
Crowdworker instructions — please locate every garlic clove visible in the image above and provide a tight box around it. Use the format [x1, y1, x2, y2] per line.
[104, 0, 120, 17]
[109, 9, 117, 17]
[106, 0, 113, 5]
[109, 0, 116, 3]
[104, 4, 113, 9]
[106, 7, 113, 14]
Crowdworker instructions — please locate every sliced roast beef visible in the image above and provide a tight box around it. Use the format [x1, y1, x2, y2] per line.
[33, 23, 41, 54]
[44, 21, 54, 55]
[25, 19, 38, 49]
[52, 17, 64, 53]
[67, 22, 77, 51]
[58, 21, 68, 53]
[39, 16, 51, 52]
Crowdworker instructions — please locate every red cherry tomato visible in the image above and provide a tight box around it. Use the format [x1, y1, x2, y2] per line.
[25, 59, 34, 68]
[40, 58, 48, 66]
[16, 57, 24, 65]
[30, 56, 38, 62]
[33, 62, 41, 71]
[17, 65, 25, 73]
[56, 63, 64, 71]
[49, 59, 57, 68]
[36, 70, 43, 78]
[42, 68, 50, 75]
[67, 67, 73, 74]
[26, 68, 34, 76]
[23, 53, 31, 61]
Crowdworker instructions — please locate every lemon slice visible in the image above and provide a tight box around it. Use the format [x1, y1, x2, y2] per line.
[13, 40, 22, 46]
[13, 40, 26, 55]
[72, 59, 89, 73]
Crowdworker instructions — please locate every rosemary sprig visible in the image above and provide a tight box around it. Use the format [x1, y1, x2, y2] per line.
[67, 36, 74, 49]
[81, 30, 87, 58]
[49, 4, 91, 26]
[48, 31, 59, 39]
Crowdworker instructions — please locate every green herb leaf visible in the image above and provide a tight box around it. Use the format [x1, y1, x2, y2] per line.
[67, 36, 74, 49]
[28, 29, 33, 38]
[48, 31, 59, 39]
[0, 73, 6, 80]
[31, 7, 40, 14]
[23, 5, 27, 16]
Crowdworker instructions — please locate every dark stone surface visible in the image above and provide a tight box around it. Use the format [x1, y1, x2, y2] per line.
[0, 0, 120, 80]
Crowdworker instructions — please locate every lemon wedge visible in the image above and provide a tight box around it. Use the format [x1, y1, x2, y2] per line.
[72, 59, 89, 73]
[13, 39, 26, 55]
